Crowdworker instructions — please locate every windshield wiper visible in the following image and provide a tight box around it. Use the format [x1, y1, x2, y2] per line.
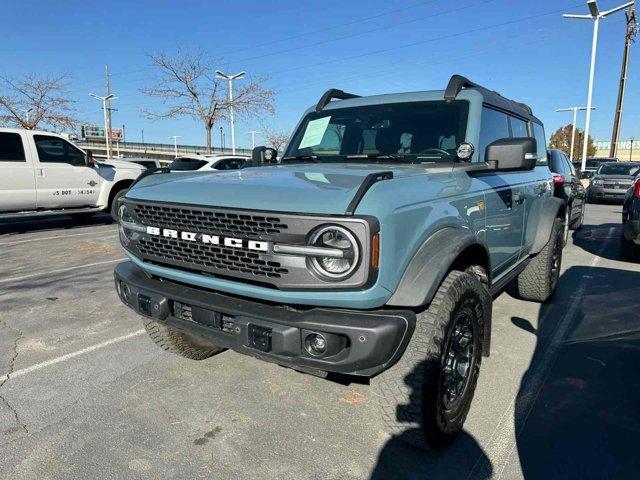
[281, 155, 320, 163]
[345, 154, 403, 163]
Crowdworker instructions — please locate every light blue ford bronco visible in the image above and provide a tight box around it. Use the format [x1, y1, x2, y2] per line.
[114, 75, 564, 449]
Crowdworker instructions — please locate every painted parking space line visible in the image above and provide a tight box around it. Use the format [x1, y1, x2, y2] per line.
[4, 330, 146, 382]
[0, 258, 125, 285]
[468, 226, 615, 480]
[0, 229, 119, 247]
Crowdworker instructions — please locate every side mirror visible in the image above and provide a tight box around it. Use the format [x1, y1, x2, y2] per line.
[252, 146, 278, 164]
[485, 137, 537, 172]
[86, 150, 95, 167]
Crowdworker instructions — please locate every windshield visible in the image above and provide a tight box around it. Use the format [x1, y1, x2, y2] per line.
[597, 163, 640, 176]
[168, 158, 207, 171]
[284, 100, 469, 164]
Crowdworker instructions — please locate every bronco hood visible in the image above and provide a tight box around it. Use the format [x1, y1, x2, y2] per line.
[126, 163, 427, 214]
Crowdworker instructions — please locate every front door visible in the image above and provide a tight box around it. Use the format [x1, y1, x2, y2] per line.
[0, 131, 37, 212]
[31, 134, 102, 209]
[482, 173, 526, 274]
[476, 107, 526, 275]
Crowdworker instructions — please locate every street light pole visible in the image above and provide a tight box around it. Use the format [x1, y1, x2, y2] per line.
[168, 135, 181, 157]
[219, 127, 224, 152]
[246, 131, 262, 149]
[215, 70, 246, 154]
[22, 107, 33, 125]
[563, 0, 635, 171]
[90, 93, 117, 159]
[556, 106, 595, 161]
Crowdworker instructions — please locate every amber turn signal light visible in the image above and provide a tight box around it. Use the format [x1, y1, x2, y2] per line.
[371, 234, 380, 269]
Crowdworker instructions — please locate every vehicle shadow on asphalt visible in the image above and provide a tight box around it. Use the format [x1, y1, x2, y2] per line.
[370, 427, 492, 480]
[571, 223, 624, 262]
[511, 264, 640, 479]
[0, 213, 113, 235]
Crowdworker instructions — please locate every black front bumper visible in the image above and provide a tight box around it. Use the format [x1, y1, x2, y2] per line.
[114, 262, 415, 377]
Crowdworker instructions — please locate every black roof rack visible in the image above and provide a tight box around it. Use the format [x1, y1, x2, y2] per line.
[315, 89, 360, 112]
[444, 75, 481, 102]
[444, 74, 534, 118]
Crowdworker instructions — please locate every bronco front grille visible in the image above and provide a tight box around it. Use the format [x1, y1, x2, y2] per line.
[137, 236, 288, 278]
[133, 203, 288, 237]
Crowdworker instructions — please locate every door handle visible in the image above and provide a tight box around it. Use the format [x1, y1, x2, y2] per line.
[38, 168, 45, 177]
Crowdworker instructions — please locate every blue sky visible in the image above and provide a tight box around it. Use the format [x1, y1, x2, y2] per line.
[4, 0, 639, 148]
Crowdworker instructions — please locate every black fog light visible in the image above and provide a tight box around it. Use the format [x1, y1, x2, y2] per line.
[302, 331, 349, 358]
[305, 333, 327, 356]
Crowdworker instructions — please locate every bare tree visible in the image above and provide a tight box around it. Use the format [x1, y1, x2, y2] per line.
[141, 49, 275, 153]
[0, 74, 77, 131]
[262, 127, 290, 153]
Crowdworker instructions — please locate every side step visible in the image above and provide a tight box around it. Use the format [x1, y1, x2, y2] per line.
[0, 207, 104, 220]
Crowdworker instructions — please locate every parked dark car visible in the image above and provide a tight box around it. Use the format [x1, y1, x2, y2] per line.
[621, 177, 640, 261]
[549, 149, 586, 242]
[588, 161, 640, 203]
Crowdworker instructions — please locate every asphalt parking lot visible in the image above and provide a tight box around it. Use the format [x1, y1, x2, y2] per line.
[0, 204, 638, 480]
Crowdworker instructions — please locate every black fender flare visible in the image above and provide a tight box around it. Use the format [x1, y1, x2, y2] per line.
[529, 196, 565, 254]
[387, 227, 489, 308]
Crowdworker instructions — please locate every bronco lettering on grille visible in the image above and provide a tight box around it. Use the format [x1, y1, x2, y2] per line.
[146, 226, 270, 252]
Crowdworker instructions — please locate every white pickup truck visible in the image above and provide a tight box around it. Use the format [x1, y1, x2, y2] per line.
[0, 128, 144, 222]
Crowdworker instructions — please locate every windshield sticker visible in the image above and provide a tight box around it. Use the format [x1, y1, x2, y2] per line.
[299, 116, 331, 149]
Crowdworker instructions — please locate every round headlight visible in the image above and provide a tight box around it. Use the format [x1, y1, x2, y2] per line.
[309, 226, 359, 280]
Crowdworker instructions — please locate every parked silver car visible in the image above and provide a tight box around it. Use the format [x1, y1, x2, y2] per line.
[588, 162, 640, 203]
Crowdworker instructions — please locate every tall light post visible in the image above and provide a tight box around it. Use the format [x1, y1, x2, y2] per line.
[168, 135, 181, 157]
[556, 106, 595, 161]
[563, 0, 635, 172]
[246, 131, 262, 149]
[90, 93, 117, 159]
[215, 70, 245, 154]
[22, 107, 34, 125]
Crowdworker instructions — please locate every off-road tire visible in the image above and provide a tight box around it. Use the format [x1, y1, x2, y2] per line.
[143, 319, 225, 360]
[516, 217, 563, 302]
[374, 270, 490, 450]
[621, 234, 640, 262]
[110, 189, 127, 222]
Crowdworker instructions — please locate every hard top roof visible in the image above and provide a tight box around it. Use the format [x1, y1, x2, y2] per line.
[314, 74, 542, 124]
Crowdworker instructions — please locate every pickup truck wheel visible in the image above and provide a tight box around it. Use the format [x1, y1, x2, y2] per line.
[143, 319, 225, 360]
[516, 217, 563, 302]
[570, 204, 584, 231]
[110, 189, 127, 222]
[374, 270, 488, 450]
